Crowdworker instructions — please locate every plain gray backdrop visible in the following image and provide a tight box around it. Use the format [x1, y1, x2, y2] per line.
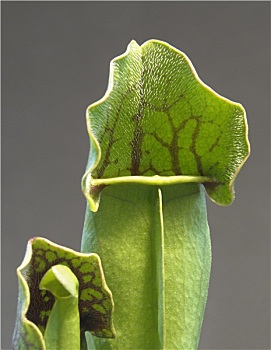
[2, 2, 270, 349]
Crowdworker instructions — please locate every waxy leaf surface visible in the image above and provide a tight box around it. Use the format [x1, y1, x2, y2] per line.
[82, 183, 211, 350]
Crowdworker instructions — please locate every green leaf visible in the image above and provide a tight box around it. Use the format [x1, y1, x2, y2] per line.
[81, 39, 250, 349]
[39, 265, 80, 350]
[13, 237, 115, 350]
[82, 183, 211, 350]
[82, 39, 249, 211]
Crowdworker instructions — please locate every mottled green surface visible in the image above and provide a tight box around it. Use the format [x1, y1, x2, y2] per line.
[81, 39, 250, 349]
[13, 237, 115, 350]
[82, 40, 249, 211]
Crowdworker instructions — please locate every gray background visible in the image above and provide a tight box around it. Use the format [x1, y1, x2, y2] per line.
[2, 2, 270, 349]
